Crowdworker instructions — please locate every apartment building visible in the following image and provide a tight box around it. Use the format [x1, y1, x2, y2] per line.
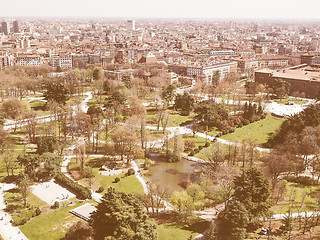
[50, 54, 73, 69]
[14, 55, 43, 66]
[0, 56, 9, 70]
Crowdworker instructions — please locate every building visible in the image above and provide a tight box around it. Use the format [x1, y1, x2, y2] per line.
[1, 22, 8, 35]
[14, 54, 42, 66]
[50, 54, 73, 69]
[237, 58, 289, 74]
[126, 20, 135, 32]
[13, 20, 19, 33]
[255, 64, 320, 98]
[301, 54, 320, 65]
[187, 62, 238, 83]
[137, 52, 157, 64]
[0, 56, 9, 70]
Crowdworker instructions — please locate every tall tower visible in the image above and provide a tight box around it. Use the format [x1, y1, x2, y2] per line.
[126, 20, 135, 31]
[1, 22, 8, 35]
[13, 20, 19, 33]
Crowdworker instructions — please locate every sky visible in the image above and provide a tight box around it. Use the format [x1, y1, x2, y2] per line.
[1, 0, 320, 20]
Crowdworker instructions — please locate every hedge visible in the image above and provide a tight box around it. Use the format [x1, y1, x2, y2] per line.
[284, 176, 319, 186]
[55, 172, 91, 199]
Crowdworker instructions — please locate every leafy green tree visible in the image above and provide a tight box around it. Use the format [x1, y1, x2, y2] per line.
[18, 173, 31, 208]
[233, 168, 271, 221]
[92, 66, 103, 81]
[64, 221, 94, 240]
[161, 84, 176, 105]
[36, 136, 58, 154]
[121, 75, 132, 88]
[218, 200, 249, 240]
[90, 188, 157, 240]
[44, 82, 70, 105]
[41, 152, 62, 176]
[174, 92, 194, 115]
[194, 101, 228, 129]
[170, 191, 194, 218]
[272, 78, 290, 99]
[18, 154, 40, 180]
[104, 90, 127, 119]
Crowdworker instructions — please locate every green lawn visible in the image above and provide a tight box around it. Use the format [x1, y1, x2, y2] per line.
[94, 171, 145, 196]
[271, 182, 319, 214]
[157, 224, 195, 240]
[146, 108, 194, 128]
[181, 134, 207, 153]
[20, 202, 84, 240]
[194, 142, 227, 160]
[220, 116, 285, 145]
[29, 100, 46, 108]
[273, 97, 308, 105]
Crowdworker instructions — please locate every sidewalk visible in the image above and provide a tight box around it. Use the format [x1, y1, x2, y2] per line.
[0, 184, 28, 240]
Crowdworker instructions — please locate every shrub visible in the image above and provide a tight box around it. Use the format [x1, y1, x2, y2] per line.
[114, 177, 120, 183]
[52, 201, 59, 209]
[184, 140, 196, 151]
[167, 152, 181, 163]
[127, 168, 135, 176]
[204, 142, 210, 147]
[189, 150, 195, 156]
[284, 176, 318, 186]
[35, 207, 41, 216]
[96, 186, 104, 193]
[55, 172, 91, 199]
[194, 148, 200, 154]
[198, 145, 203, 150]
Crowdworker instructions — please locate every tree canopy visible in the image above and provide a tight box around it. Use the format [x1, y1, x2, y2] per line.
[90, 187, 157, 240]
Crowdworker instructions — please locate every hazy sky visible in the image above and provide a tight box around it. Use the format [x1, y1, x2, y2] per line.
[1, 0, 320, 19]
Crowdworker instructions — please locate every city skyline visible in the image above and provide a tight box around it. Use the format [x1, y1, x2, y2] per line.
[1, 0, 320, 20]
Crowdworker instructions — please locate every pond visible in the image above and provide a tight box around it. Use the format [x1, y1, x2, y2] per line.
[145, 154, 202, 194]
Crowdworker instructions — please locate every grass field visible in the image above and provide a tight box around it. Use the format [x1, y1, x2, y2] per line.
[146, 108, 194, 128]
[273, 97, 308, 105]
[220, 116, 285, 145]
[94, 171, 145, 196]
[157, 224, 195, 240]
[271, 182, 319, 214]
[20, 201, 84, 240]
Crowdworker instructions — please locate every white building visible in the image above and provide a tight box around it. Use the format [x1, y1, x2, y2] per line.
[14, 55, 42, 66]
[50, 54, 73, 69]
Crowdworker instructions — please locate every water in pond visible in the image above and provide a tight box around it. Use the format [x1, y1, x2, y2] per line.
[146, 154, 202, 194]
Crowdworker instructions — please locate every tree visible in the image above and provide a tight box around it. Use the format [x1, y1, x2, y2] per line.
[161, 84, 176, 106]
[0, 128, 10, 153]
[36, 136, 58, 154]
[233, 168, 271, 222]
[170, 190, 194, 220]
[64, 221, 94, 240]
[18, 173, 31, 208]
[90, 187, 157, 240]
[18, 154, 40, 180]
[3, 153, 18, 176]
[218, 200, 249, 240]
[42, 152, 62, 176]
[2, 98, 30, 132]
[112, 126, 143, 163]
[174, 92, 194, 115]
[203, 145, 225, 173]
[92, 66, 103, 81]
[272, 78, 290, 99]
[44, 81, 70, 105]
[25, 110, 39, 142]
